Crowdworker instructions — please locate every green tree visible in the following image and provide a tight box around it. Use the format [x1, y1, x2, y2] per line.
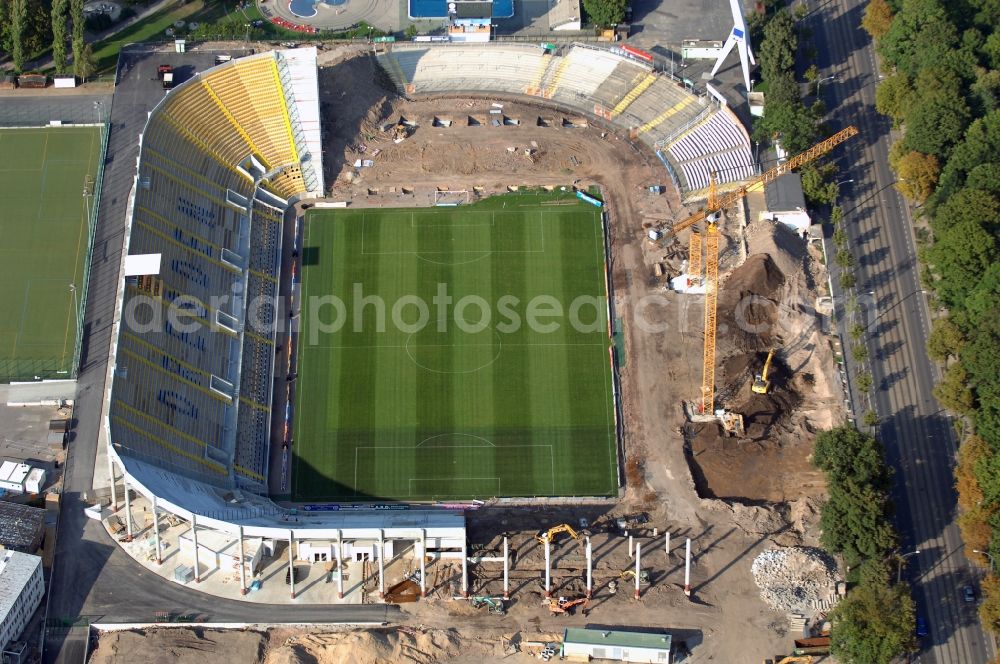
[840, 272, 857, 289]
[581, 0, 627, 27]
[814, 425, 892, 487]
[857, 371, 873, 393]
[800, 160, 840, 205]
[927, 189, 1000, 307]
[933, 362, 975, 415]
[831, 560, 917, 664]
[904, 93, 971, 159]
[852, 344, 869, 363]
[875, 74, 913, 125]
[895, 151, 940, 203]
[927, 316, 965, 361]
[51, 0, 68, 74]
[820, 480, 898, 564]
[850, 322, 866, 341]
[863, 0, 894, 39]
[404, 23, 418, 39]
[75, 42, 95, 82]
[70, 0, 84, 76]
[10, 0, 28, 72]
[835, 249, 855, 268]
[759, 9, 797, 82]
[878, 0, 957, 78]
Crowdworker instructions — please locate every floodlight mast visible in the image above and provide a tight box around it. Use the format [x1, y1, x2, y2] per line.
[711, 0, 756, 92]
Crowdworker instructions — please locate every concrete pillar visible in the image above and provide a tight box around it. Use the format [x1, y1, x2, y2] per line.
[420, 529, 427, 598]
[151, 495, 162, 564]
[628, 534, 634, 559]
[544, 535, 552, 598]
[378, 530, 385, 600]
[585, 537, 593, 599]
[122, 477, 133, 538]
[502, 536, 510, 600]
[461, 539, 469, 598]
[238, 526, 247, 595]
[336, 529, 344, 600]
[665, 531, 670, 567]
[288, 529, 296, 599]
[191, 514, 200, 583]
[634, 543, 642, 600]
[108, 453, 118, 510]
[684, 538, 692, 597]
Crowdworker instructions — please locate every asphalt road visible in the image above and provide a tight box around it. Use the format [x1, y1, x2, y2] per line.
[808, 1, 994, 661]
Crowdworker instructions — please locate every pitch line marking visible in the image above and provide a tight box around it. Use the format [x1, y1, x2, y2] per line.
[351, 445, 554, 496]
[403, 330, 502, 374]
[416, 433, 496, 448]
[407, 477, 502, 497]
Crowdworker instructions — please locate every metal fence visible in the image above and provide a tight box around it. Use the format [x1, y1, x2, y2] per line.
[72, 115, 112, 380]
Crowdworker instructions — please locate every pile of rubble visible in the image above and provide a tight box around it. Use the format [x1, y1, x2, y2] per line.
[751, 546, 838, 613]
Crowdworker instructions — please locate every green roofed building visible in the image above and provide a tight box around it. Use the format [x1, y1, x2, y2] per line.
[562, 627, 672, 663]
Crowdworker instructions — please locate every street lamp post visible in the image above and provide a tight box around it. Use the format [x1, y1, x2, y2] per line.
[835, 178, 854, 188]
[973, 549, 997, 574]
[816, 74, 837, 95]
[897, 549, 921, 584]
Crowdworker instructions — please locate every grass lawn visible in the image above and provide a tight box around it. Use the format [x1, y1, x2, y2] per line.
[0, 127, 101, 381]
[292, 193, 618, 501]
[92, 0, 208, 73]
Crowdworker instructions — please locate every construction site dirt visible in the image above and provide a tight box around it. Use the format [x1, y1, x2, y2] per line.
[90, 46, 847, 662]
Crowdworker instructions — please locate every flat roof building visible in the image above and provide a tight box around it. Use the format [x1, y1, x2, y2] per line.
[0, 550, 44, 653]
[563, 627, 672, 663]
[0, 503, 46, 553]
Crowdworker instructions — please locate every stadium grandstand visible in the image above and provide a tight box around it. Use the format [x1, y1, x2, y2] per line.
[108, 48, 322, 498]
[378, 43, 754, 194]
[102, 50, 467, 597]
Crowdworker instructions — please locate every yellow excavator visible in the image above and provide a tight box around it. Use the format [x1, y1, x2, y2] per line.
[535, 524, 579, 545]
[752, 349, 776, 394]
[764, 657, 813, 664]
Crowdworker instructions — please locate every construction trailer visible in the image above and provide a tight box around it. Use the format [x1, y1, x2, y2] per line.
[562, 627, 672, 663]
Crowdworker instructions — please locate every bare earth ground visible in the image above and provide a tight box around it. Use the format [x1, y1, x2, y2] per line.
[92, 48, 846, 661]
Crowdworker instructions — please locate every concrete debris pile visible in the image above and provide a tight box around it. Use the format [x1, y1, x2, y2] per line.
[751, 546, 837, 613]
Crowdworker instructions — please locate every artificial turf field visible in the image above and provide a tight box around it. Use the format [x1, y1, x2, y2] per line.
[0, 127, 101, 380]
[293, 193, 618, 501]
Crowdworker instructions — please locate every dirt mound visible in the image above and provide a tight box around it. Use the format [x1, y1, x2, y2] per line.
[268, 629, 462, 664]
[90, 629, 267, 664]
[718, 254, 786, 352]
[723, 253, 785, 297]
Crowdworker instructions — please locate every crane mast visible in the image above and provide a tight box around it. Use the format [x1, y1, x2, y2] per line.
[675, 126, 859, 415]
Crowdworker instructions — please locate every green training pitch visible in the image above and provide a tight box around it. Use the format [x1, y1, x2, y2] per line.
[293, 193, 618, 501]
[0, 127, 101, 381]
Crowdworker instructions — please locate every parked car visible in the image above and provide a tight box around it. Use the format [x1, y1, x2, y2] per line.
[916, 615, 928, 638]
[963, 585, 976, 603]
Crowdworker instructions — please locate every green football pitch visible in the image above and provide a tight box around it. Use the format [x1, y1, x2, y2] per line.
[293, 193, 618, 501]
[0, 127, 101, 381]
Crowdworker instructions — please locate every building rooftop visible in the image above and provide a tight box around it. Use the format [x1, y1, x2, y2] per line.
[765, 173, 807, 212]
[549, 0, 581, 28]
[564, 627, 672, 650]
[0, 550, 42, 626]
[0, 502, 45, 552]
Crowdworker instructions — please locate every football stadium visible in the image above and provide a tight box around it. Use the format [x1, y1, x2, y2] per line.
[293, 197, 617, 501]
[87, 42, 753, 597]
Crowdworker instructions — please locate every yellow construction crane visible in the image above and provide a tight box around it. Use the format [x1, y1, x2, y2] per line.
[668, 126, 859, 415]
[752, 349, 776, 394]
[763, 657, 813, 664]
[535, 523, 580, 545]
